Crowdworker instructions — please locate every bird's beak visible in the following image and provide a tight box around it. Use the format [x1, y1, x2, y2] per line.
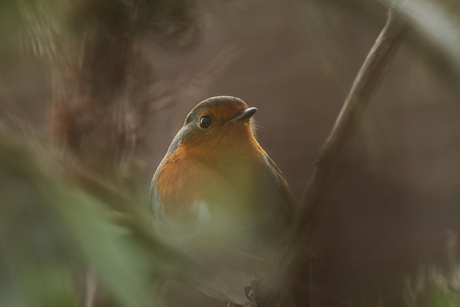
[230, 107, 257, 123]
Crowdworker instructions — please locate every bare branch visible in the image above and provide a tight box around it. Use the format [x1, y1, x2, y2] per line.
[253, 5, 408, 307]
[294, 4, 407, 248]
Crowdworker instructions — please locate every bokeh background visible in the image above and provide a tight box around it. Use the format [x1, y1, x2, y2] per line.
[1, 0, 460, 306]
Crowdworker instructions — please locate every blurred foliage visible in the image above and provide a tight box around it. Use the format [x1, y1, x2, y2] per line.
[1, 1, 199, 306]
[404, 233, 460, 307]
[0, 131, 187, 307]
[16, 0, 202, 184]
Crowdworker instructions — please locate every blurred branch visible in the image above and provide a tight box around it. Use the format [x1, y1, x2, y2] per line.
[390, 0, 460, 103]
[253, 4, 408, 307]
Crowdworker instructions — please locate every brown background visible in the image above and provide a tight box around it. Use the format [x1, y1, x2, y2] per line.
[1, 0, 460, 306]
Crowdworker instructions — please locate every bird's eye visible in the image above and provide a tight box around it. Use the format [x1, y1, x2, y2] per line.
[199, 116, 212, 129]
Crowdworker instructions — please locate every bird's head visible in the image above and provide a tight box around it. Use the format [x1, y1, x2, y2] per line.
[166, 96, 261, 158]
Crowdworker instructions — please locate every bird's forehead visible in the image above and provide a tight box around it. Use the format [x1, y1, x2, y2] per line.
[186, 96, 249, 124]
[200, 103, 248, 121]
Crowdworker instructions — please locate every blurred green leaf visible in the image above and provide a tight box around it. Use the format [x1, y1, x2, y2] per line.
[0, 132, 170, 307]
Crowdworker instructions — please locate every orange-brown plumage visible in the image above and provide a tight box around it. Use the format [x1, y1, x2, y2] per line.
[150, 96, 295, 305]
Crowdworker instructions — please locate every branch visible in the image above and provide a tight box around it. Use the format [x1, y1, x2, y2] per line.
[294, 4, 407, 249]
[254, 5, 408, 307]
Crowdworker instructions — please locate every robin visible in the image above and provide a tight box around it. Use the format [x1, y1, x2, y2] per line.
[150, 96, 295, 306]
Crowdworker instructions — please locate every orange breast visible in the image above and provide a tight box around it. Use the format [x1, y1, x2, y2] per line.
[155, 131, 265, 225]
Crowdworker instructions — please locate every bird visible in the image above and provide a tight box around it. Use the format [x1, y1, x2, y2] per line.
[150, 96, 296, 307]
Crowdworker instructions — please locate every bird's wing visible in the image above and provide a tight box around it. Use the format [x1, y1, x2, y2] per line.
[259, 154, 296, 221]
